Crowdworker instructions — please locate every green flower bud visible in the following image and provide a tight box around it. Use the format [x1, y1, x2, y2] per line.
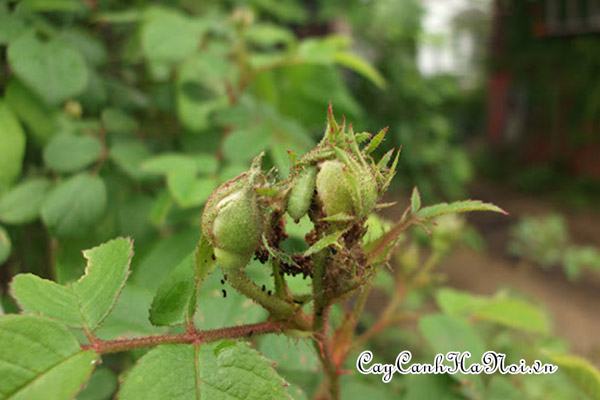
[287, 166, 317, 222]
[316, 159, 378, 218]
[201, 173, 263, 270]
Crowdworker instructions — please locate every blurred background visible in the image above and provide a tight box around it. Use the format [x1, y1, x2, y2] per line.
[0, 0, 599, 398]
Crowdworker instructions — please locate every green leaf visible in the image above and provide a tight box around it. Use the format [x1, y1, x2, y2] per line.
[0, 178, 51, 224]
[418, 314, 485, 392]
[73, 237, 134, 329]
[150, 253, 194, 326]
[486, 377, 522, 400]
[410, 187, 421, 214]
[11, 238, 133, 330]
[166, 172, 217, 208]
[0, 5, 27, 45]
[258, 336, 319, 373]
[340, 376, 399, 399]
[303, 230, 346, 257]
[119, 342, 290, 400]
[10, 274, 81, 326]
[131, 228, 199, 291]
[150, 236, 216, 326]
[550, 354, 600, 400]
[0, 315, 97, 400]
[0, 102, 26, 190]
[109, 141, 152, 180]
[141, 153, 196, 175]
[435, 288, 550, 335]
[41, 173, 107, 237]
[19, 0, 87, 12]
[101, 108, 138, 134]
[142, 153, 217, 176]
[0, 225, 11, 265]
[141, 8, 200, 64]
[416, 200, 507, 220]
[5, 79, 58, 144]
[363, 127, 387, 154]
[223, 127, 271, 162]
[246, 24, 295, 47]
[403, 375, 464, 400]
[419, 313, 485, 359]
[77, 368, 117, 400]
[475, 297, 550, 335]
[176, 52, 230, 132]
[43, 134, 103, 173]
[96, 284, 164, 338]
[8, 32, 88, 105]
[436, 288, 487, 316]
[333, 52, 386, 89]
[194, 281, 266, 329]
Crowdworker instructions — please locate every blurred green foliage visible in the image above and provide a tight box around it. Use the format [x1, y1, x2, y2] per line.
[0, 0, 388, 281]
[508, 214, 600, 280]
[325, 0, 474, 200]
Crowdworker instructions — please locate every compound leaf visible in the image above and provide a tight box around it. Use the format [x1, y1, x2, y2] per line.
[10, 238, 133, 331]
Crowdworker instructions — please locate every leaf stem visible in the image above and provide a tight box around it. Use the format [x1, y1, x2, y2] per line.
[225, 268, 309, 329]
[311, 250, 340, 400]
[84, 321, 285, 354]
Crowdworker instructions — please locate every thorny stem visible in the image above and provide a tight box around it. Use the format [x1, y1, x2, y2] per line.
[225, 268, 310, 329]
[312, 251, 328, 332]
[83, 321, 285, 355]
[311, 250, 341, 400]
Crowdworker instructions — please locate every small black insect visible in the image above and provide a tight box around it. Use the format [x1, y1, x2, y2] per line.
[267, 290, 272, 296]
[261, 284, 266, 292]
[222, 289, 227, 298]
[220, 279, 225, 285]
[211, 254, 216, 261]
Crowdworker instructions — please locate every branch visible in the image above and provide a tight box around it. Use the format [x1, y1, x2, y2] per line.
[83, 321, 285, 354]
[365, 216, 416, 264]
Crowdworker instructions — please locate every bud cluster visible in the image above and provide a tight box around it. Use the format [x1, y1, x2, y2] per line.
[201, 107, 398, 280]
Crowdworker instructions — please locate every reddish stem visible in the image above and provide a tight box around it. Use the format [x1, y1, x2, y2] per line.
[83, 321, 285, 354]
